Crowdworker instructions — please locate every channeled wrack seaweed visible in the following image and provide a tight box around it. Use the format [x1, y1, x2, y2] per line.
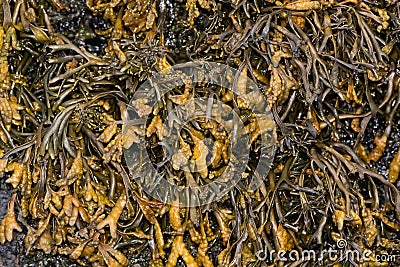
[1, 0, 400, 266]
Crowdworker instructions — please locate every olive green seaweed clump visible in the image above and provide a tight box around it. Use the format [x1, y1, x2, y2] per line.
[0, 0, 400, 266]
